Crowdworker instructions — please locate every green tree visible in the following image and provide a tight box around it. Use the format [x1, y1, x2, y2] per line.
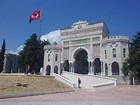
[132, 32, 140, 51]
[122, 32, 140, 84]
[18, 33, 50, 73]
[130, 32, 140, 77]
[38, 39, 50, 71]
[0, 39, 6, 73]
[122, 61, 129, 76]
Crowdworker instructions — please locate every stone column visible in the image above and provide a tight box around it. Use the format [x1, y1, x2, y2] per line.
[101, 61, 105, 76]
[72, 61, 75, 73]
[88, 37, 94, 75]
[88, 61, 91, 74]
[61, 47, 64, 67]
[72, 63, 74, 72]
[69, 62, 73, 72]
[88, 61, 93, 75]
[92, 62, 95, 75]
[108, 63, 112, 76]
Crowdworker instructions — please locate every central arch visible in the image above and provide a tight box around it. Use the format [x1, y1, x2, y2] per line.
[73, 48, 88, 74]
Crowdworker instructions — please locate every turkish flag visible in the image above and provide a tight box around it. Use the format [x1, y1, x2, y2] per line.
[29, 10, 41, 23]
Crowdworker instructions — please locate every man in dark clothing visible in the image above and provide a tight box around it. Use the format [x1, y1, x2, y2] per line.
[78, 78, 81, 88]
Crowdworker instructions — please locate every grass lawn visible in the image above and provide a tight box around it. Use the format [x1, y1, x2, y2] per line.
[0, 75, 73, 97]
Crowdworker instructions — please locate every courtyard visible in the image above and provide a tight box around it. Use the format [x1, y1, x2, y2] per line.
[0, 84, 140, 105]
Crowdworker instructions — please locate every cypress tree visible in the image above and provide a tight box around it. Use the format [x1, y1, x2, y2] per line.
[0, 39, 6, 73]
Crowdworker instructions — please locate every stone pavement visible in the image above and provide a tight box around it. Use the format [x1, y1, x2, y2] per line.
[0, 101, 140, 105]
[0, 85, 140, 105]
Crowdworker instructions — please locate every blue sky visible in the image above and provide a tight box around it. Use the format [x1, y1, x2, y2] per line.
[0, 0, 139, 53]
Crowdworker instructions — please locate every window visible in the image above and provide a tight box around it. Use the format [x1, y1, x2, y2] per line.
[71, 38, 90, 45]
[63, 41, 69, 46]
[105, 50, 107, 58]
[92, 37, 100, 42]
[123, 48, 126, 58]
[55, 54, 58, 61]
[112, 48, 116, 58]
[48, 54, 50, 61]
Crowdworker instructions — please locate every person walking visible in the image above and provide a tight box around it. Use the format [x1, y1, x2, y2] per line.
[25, 64, 30, 74]
[60, 69, 63, 75]
[78, 78, 81, 88]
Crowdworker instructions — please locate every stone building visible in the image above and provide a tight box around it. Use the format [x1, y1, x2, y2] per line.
[2, 53, 19, 73]
[43, 21, 129, 76]
[43, 45, 62, 75]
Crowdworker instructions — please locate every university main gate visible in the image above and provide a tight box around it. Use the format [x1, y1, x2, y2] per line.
[63, 47, 101, 75]
[73, 48, 88, 74]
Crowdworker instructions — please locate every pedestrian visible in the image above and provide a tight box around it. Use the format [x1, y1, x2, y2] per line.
[40, 67, 43, 75]
[32, 69, 35, 75]
[78, 78, 81, 88]
[60, 69, 63, 75]
[25, 64, 30, 74]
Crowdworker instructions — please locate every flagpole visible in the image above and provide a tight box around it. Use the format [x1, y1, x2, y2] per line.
[39, 19, 42, 40]
[39, 9, 42, 40]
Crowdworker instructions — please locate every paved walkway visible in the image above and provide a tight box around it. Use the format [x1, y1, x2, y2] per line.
[0, 85, 140, 105]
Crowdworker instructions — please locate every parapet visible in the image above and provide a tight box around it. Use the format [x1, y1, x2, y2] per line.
[102, 35, 129, 45]
[44, 45, 62, 50]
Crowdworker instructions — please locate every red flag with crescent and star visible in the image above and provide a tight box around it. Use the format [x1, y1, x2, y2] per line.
[29, 10, 41, 23]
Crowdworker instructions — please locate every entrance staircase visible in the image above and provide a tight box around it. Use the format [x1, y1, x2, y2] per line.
[54, 71, 117, 91]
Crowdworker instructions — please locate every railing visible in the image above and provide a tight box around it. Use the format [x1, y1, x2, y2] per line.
[54, 73, 76, 88]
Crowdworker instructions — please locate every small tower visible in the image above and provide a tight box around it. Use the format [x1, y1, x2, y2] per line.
[42, 45, 62, 76]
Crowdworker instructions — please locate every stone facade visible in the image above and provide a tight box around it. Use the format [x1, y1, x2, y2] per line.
[2, 53, 19, 73]
[43, 45, 62, 75]
[43, 21, 129, 76]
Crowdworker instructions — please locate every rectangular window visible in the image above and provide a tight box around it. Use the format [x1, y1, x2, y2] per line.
[48, 54, 50, 61]
[112, 48, 116, 58]
[63, 41, 69, 46]
[71, 38, 90, 45]
[55, 54, 58, 61]
[105, 50, 107, 58]
[92, 37, 100, 42]
[123, 48, 126, 58]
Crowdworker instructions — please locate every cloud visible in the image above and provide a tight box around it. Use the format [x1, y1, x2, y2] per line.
[7, 29, 61, 55]
[6, 51, 18, 55]
[40, 29, 61, 45]
[16, 45, 24, 52]
[7, 45, 24, 55]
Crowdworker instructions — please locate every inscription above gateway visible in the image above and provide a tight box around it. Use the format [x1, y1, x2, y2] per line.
[72, 21, 88, 29]
[77, 25, 82, 29]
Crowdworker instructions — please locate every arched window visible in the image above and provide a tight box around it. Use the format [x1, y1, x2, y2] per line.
[46, 65, 51, 75]
[54, 65, 58, 74]
[94, 58, 101, 75]
[63, 60, 69, 71]
[112, 48, 116, 58]
[111, 61, 119, 75]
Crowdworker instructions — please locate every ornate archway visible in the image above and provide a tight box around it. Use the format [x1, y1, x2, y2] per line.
[73, 48, 88, 74]
[63, 60, 69, 71]
[94, 58, 101, 75]
[54, 65, 58, 74]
